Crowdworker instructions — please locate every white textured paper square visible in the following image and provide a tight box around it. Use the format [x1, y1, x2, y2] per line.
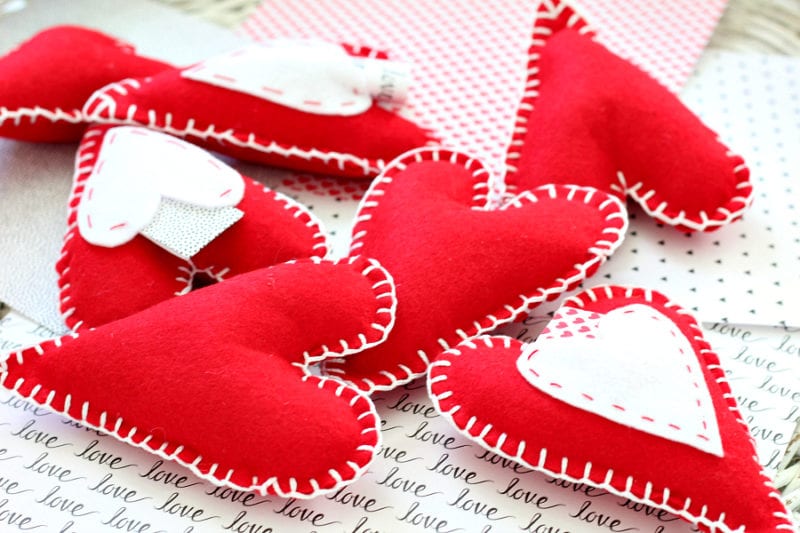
[140, 198, 243, 259]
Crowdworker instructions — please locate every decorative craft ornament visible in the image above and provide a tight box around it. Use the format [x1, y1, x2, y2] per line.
[58, 125, 328, 329]
[0, 25, 170, 142]
[428, 286, 795, 533]
[82, 39, 433, 177]
[323, 146, 628, 392]
[322, 0, 756, 393]
[505, 0, 752, 232]
[2, 257, 397, 498]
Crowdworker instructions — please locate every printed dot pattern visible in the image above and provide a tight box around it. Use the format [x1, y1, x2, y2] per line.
[240, 0, 726, 177]
[593, 52, 800, 327]
[140, 198, 244, 260]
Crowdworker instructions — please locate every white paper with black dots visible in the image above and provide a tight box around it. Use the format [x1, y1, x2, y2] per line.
[590, 51, 800, 327]
[241, 52, 800, 328]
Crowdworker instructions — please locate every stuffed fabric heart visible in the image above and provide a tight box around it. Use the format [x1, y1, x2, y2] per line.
[2, 257, 396, 497]
[82, 40, 434, 178]
[0, 26, 170, 142]
[57, 125, 327, 329]
[505, 0, 752, 232]
[428, 286, 794, 533]
[323, 147, 628, 392]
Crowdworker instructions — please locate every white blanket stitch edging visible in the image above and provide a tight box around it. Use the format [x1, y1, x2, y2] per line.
[427, 285, 795, 532]
[83, 78, 390, 176]
[2, 256, 398, 498]
[323, 146, 628, 393]
[504, 0, 753, 232]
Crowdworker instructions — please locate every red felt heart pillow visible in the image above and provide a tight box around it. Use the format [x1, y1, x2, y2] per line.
[322, 147, 627, 392]
[428, 286, 794, 532]
[0, 26, 170, 142]
[57, 124, 327, 329]
[505, 0, 752, 232]
[3, 256, 396, 497]
[82, 40, 434, 178]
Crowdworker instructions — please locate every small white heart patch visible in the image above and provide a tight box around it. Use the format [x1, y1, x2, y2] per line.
[516, 304, 723, 457]
[77, 126, 244, 255]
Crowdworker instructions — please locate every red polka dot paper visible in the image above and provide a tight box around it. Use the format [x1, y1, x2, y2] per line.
[239, 0, 727, 178]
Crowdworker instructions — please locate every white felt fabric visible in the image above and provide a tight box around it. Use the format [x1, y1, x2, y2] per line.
[516, 304, 724, 457]
[140, 199, 243, 260]
[77, 127, 244, 249]
[181, 41, 412, 116]
[0, 0, 248, 333]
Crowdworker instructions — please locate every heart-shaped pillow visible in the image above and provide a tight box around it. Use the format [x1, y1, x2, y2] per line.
[0, 26, 170, 142]
[57, 125, 327, 329]
[2, 256, 396, 497]
[428, 286, 794, 532]
[505, 0, 752, 232]
[323, 147, 627, 392]
[82, 40, 434, 178]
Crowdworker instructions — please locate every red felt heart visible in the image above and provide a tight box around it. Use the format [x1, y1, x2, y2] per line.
[505, 1, 752, 232]
[82, 42, 433, 178]
[0, 26, 170, 142]
[3, 257, 396, 497]
[57, 125, 327, 329]
[428, 286, 793, 532]
[323, 147, 627, 392]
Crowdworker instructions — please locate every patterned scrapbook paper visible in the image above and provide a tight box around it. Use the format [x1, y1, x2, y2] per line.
[239, 0, 727, 177]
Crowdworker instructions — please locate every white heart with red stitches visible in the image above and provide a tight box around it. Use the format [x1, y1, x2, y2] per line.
[77, 126, 244, 251]
[516, 305, 723, 457]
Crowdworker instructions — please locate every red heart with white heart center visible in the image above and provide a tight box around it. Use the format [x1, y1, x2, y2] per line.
[322, 147, 627, 392]
[428, 286, 793, 532]
[82, 40, 434, 178]
[505, 1, 752, 232]
[3, 257, 395, 497]
[0, 26, 170, 142]
[57, 125, 327, 329]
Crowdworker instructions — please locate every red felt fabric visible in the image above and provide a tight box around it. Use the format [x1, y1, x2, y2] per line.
[323, 147, 627, 392]
[3, 258, 395, 497]
[428, 286, 793, 533]
[0, 26, 170, 142]
[57, 125, 327, 329]
[506, 1, 752, 232]
[82, 48, 433, 178]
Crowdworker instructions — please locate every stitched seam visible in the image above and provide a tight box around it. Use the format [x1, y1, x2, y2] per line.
[57, 126, 330, 330]
[567, 285, 793, 530]
[83, 78, 389, 177]
[613, 161, 753, 231]
[327, 146, 628, 392]
[504, 1, 753, 232]
[0, 357, 380, 498]
[295, 256, 398, 366]
[520, 307, 716, 444]
[429, 329, 792, 532]
[503, 0, 595, 193]
[0, 106, 83, 127]
[5, 257, 395, 498]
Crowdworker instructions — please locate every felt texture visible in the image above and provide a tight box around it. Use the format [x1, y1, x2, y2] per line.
[428, 286, 794, 533]
[506, 1, 752, 232]
[82, 43, 433, 178]
[0, 25, 170, 142]
[1, 257, 397, 498]
[77, 126, 245, 249]
[516, 304, 724, 457]
[182, 42, 411, 115]
[58, 125, 328, 329]
[323, 147, 628, 392]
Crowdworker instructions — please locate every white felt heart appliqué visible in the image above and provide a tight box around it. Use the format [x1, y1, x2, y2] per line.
[77, 126, 244, 254]
[181, 41, 411, 116]
[516, 304, 724, 457]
